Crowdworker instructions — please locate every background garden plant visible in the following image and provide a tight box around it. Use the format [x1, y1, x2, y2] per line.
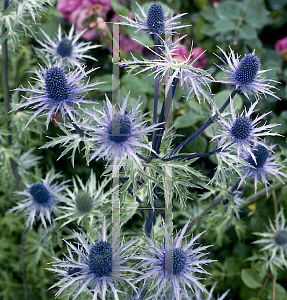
[1, 0, 287, 300]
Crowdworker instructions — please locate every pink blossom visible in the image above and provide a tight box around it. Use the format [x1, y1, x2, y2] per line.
[121, 35, 143, 53]
[172, 44, 207, 69]
[275, 36, 287, 60]
[57, 0, 111, 40]
[191, 47, 207, 69]
[56, 0, 82, 19]
[68, 6, 99, 40]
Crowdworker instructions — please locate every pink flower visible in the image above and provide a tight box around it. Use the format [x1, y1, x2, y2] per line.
[192, 47, 207, 69]
[172, 43, 190, 63]
[121, 35, 143, 53]
[56, 0, 82, 19]
[56, 0, 111, 40]
[275, 36, 287, 60]
[172, 44, 207, 69]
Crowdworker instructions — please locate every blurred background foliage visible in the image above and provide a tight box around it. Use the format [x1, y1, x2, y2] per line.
[1, 0, 287, 299]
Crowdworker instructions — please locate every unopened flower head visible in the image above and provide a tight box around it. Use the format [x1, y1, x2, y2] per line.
[8, 171, 66, 228]
[80, 93, 158, 166]
[214, 99, 280, 159]
[120, 2, 187, 36]
[56, 171, 112, 227]
[49, 219, 138, 300]
[253, 209, 287, 268]
[216, 46, 278, 100]
[37, 24, 100, 67]
[136, 221, 213, 300]
[239, 144, 286, 194]
[12, 63, 100, 129]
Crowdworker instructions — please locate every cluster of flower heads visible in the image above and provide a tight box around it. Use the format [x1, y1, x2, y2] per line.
[213, 97, 285, 193]
[47, 219, 214, 300]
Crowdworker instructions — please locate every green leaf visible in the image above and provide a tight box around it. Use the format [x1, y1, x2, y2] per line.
[244, 0, 270, 29]
[267, 283, 287, 300]
[201, 6, 218, 22]
[213, 90, 243, 112]
[214, 19, 236, 32]
[241, 269, 262, 289]
[239, 24, 258, 40]
[216, 1, 242, 20]
[174, 110, 202, 128]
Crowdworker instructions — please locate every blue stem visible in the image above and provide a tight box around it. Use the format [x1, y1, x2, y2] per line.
[151, 34, 161, 148]
[168, 88, 238, 158]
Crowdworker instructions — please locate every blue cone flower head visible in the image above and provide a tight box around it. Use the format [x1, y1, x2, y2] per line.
[239, 143, 286, 194]
[136, 221, 214, 300]
[48, 219, 138, 300]
[37, 24, 100, 67]
[12, 62, 100, 129]
[216, 46, 279, 100]
[120, 2, 187, 35]
[213, 99, 280, 160]
[253, 209, 287, 268]
[8, 171, 66, 228]
[80, 93, 158, 166]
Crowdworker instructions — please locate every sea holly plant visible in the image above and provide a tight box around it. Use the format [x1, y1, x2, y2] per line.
[1, 1, 287, 300]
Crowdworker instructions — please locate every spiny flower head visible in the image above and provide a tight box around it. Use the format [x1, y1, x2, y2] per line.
[37, 24, 100, 67]
[238, 144, 286, 194]
[146, 3, 165, 33]
[12, 62, 100, 129]
[253, 209, 287, 268]
[48, 219, 138, 300]
[8, 171, 66, 228]
[136, 221, 214, 300]
[213, 99, 280, 160]
[215, 46, 279, 100]
[56, 171, 112, 227]
[80, 93, 158, 166]
[119, 2, 187, 36]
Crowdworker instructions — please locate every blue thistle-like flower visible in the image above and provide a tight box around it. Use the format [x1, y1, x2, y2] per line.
[136, 221, 214, 300]
[80, 93, 158, 166]
[214, 99, 280, 159]
[215, 47, 279, 100]
[12, 63, 100, 129]
[120, 2, 187, 35]
[253, 209, 287, 268]
[37, 24, 100, 67]
[48, 219, 138, 300]
[8, 171, 66, 228]
[239, 144, 286, 194]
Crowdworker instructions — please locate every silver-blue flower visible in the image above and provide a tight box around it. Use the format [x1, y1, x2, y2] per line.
[239, 144, 286, 194]
[37, 24, 100, 67]
[12, 63, 100, 129]
[216, 47, 279, 100]
[80, 93, 158, 166]
[8, 171, 66, 228]
[136, 221, 214, 300]
[213, 99, 280, 160]
[48, 219, 138, 300]
[120, 2, 187, 35]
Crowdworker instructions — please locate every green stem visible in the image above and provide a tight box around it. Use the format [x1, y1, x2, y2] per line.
[2, 0, 20, 188]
